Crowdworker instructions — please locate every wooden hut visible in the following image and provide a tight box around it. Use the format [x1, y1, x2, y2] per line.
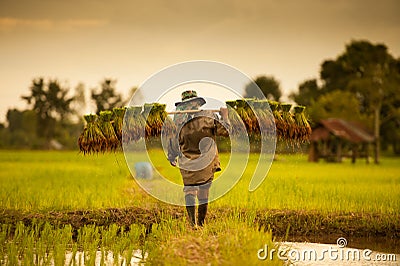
[309, 118, 374, 163]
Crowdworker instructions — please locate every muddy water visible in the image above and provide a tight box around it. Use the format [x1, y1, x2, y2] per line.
[278, 241, 399, 265]
[64, 250, 147, 266]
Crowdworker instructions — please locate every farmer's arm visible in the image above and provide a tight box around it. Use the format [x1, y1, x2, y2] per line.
[215, 108, 230, 137]
[167, 134, 179, 166]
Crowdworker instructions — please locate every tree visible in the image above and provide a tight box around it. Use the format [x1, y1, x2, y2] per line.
[307, 91, 370, 125]
[244, 75, 282, 101]
[289, 79, 321, 106]
[5, 109, 42, 148]
[319, 40, 400, 163]
[91, 79, 124, 114]
[128, 86, 144, 105]
[21, 78, 74, 141]
[6, 109, 37, 133]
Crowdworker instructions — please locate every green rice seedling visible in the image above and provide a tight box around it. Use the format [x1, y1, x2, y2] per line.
[99, 110, 120, 152]
[268, 101, 285, 141]
[235, 99, 255, 134]
[124, 106, 145, 143]
[244, 98, 260, 135]
[252, 100, 276, 138]
[115, 227, 131, 264]
[293, 106, 312, 143]
[124, 224, 145, 264]
[69, 243, 78, 266]
[53, 242, 66, 265]
[0, 225, 9, 263]
[22, 227, 35, 265]
[144, 103, 176, 138]
[112, 107, 126, 142]
[52, 225, 73, 265]
[101, 224, 119, 251]
[143, 103, 156, 138]
[100, 246, 106, 265]
[78, 224, 101, 254]
[280, 103, 297, 146]
[5, 240, 18, 265]
[225, 100, 245, 136]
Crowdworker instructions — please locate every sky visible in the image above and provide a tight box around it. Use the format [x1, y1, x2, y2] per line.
[0, 0, 399, 123]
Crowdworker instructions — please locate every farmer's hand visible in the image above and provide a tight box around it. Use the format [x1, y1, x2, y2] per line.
[219, 107, 228, 121]
[169, 159, 177, 167]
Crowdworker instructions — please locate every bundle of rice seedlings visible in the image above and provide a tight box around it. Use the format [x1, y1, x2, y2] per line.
[98, 110, 120, 152]
[254, 100, 275, 137]
[151, 102, 176, 137]
[261, 100, 276, 136]
[144, 103, 176, 138]
[244, 99, 260, 136]
[293, 106, 312, 143]
[160, 112, 176, 138]
[122, 106, 137, 144]
[78, 114, 106, 154]
[112, 107, 126, 141]
[123, 106, 146, 143]
[280, 103, 297, 143]
[269, 101, 285, 140]
[236, 99, 255, 134]
[225, 100, 244, 136]
[144, 103, 161, 137]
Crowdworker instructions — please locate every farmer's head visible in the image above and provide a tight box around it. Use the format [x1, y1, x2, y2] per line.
[181, 90, 198, 101]
[175, 90, 206, 109]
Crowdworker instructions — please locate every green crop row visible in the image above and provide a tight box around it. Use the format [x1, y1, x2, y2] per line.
[0, 150, 399, 214]
[0, 215, 280, 265]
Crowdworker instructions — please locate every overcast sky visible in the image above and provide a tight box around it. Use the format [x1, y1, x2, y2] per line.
[0, 0, 399, 122]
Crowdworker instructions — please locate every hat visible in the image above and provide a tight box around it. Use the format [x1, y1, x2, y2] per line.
[175, 90, 206, 107]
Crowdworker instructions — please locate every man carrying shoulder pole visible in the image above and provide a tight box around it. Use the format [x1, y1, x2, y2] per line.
[167, 90, 230, 227]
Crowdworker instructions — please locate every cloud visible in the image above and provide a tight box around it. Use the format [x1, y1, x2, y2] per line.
[0, 17, 108, 32]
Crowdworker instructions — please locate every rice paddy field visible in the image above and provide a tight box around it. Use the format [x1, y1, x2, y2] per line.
[0, 150, 399, 265]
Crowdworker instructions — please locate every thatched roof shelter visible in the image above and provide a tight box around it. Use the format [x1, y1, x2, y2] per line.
[309, 118, 374, 163]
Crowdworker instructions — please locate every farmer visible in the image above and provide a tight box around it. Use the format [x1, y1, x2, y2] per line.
[168, 90, 230, 227]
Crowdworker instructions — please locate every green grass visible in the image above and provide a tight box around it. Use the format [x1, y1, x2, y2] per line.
[149, 149, 400, 214]
[0, 151, 135, 211]
[215, 153, 400, 214]
[0, 150, 399, 213]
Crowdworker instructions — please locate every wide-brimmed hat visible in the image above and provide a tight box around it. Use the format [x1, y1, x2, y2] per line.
[175, 90, 206, 107]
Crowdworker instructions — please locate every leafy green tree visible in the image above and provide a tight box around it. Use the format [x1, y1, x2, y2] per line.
[72, 83, 86, 117]
[289, 79, 321, 107]
[6, 109, 37, 133]
[244, 75, 282, 101]
[4, 109, 44, 148]
[291, 40, 400, 160]
[319, 40, 400, 163]
[91, 79, 124, 113]
[21, 78, 75, 141]
[307, 91, 370, 126]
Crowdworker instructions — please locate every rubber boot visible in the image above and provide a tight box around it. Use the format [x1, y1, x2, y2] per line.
[185, 194, 196, 227]
[197, 203, 208, 226]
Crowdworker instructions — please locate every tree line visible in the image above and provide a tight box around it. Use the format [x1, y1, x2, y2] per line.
[0, 79, 130, 149]
[244, 40, 400, 160]
[0, 40, 399, 158]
